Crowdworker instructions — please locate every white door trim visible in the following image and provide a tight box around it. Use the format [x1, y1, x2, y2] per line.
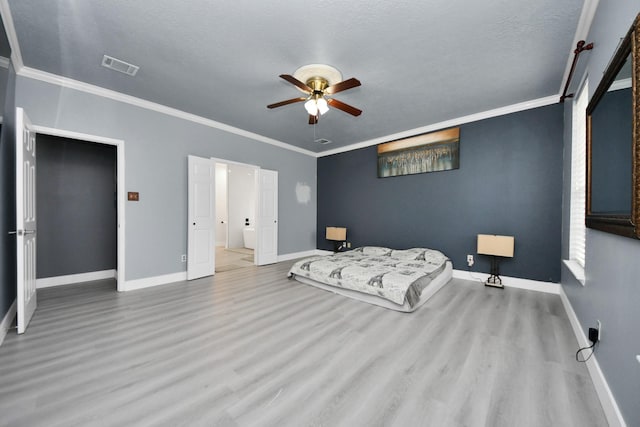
[31, 125, 126, 291]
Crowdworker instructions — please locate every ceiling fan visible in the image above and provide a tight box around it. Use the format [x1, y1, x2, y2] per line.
[267, 64, 362, 124]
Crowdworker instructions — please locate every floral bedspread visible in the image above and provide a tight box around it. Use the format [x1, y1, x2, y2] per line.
[287, 246, 449, 307]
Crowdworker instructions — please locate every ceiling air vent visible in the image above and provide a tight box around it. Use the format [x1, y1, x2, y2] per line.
[315, 138, 332, 145]
[101, 55, 139, 76]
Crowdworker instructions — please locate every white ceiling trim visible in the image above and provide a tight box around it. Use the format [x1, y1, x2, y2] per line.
[18, 66, 318, 157]
[31, 125, 124, 146]
[610, 78, 631, 91]
[0, 0, 23, 71]
[558, 0, 600, 94]
[18, 64, 563, 160]
[317, 95, 559, 158]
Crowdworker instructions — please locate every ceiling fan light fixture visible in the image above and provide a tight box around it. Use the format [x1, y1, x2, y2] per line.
[316, 97, 329, 115]
[304, 98, 318, 116]
[268, 64, 361, 124]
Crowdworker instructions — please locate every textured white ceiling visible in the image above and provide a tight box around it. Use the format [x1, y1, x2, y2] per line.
[7, 0, 584, 152]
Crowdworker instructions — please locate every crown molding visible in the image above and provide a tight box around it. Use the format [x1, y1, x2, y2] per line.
[610, 77, 631, 92]
[13, 65, 566, 160]
[317, 94, 559, 157]
[17, 66, 318, 157]
[0, 0, 24, 70]
[558, 0, 600, 94]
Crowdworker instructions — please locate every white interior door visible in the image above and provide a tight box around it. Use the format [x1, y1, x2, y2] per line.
[15, 108, 37, 334]
[187, 155, 215, 280]
[257, 169, 278, 265]
[214, 163, 228, 247]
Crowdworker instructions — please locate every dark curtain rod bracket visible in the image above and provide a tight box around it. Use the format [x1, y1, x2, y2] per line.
[560, 40, 594, 103]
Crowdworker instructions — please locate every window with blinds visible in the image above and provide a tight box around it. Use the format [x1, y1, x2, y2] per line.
[569, 80, 588, 268]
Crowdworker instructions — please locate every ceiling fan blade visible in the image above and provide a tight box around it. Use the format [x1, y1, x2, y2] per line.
[267, 97, 307, 109]
[324, 77, 361, 95]
[308, 114, 318, 125]
[280, 74, 313, 93]
[327, 98, 362, 116]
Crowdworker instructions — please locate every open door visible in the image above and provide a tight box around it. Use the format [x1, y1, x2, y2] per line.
[187, 155, 215, 280]
[15, 108, 37, 334]
[257, 169, 278, 265]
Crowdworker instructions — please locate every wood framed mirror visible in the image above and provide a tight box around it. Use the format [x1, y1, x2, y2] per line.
[586, 13, 640, 239]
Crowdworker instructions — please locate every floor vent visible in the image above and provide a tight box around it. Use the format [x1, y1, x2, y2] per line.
[101, 55, 139, 76]
[315, 138, 332, 145]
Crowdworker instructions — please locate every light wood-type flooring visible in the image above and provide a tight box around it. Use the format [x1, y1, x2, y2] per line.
[0, 260, 607, 426]
[215, 246, 255, 273]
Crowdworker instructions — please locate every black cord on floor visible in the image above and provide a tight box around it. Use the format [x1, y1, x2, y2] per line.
[576, 342, 597, 362]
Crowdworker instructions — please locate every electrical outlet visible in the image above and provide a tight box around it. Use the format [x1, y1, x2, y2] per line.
[181, 254, 187, 262]
[347, 242, 351, 248]
[467, 254, 474, 267]
[597, 320, 602, 341]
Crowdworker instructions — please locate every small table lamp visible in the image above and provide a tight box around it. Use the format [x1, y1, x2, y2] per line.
[326, 227, 347, 252]
[477, 234, 515, 288]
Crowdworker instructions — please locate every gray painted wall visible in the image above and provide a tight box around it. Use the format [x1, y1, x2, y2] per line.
[318, 104, 564, 282]
[12, 76, 317, 283]
[0, 66, 9, 115]
[0, 62, 16, 320]
[36, 135, 117, 278]
[561, 3, 640, 426]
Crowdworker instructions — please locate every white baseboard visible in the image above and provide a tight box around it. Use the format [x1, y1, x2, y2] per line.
[315, 250, 334, 256]
[452, 269, 561, 294]
[559, 287, 626, 427]
[123, 272, 187, 292]
[36, 269, 117, 289]
[277, 250, 329, 262]
[0, 299, 17, 347]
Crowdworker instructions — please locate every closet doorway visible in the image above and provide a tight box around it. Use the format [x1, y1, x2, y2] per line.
[32, 125, 125, 291]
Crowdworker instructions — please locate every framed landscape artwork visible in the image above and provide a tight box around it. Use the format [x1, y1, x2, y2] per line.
[377, 127, 460, 178]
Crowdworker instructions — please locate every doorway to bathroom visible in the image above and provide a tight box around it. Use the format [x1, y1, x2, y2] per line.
[214, 161, 257, 273]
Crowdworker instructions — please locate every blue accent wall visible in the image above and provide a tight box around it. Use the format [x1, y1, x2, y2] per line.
[318, 103, 564, 282]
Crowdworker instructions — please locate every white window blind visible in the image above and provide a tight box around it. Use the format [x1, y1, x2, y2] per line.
[569, 80, 588, 267]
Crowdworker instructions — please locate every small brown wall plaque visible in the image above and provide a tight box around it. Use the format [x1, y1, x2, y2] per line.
[127, 192, 139, 201]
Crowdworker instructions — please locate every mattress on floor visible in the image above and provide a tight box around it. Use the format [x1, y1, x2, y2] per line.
[287, 246, 453, 312]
